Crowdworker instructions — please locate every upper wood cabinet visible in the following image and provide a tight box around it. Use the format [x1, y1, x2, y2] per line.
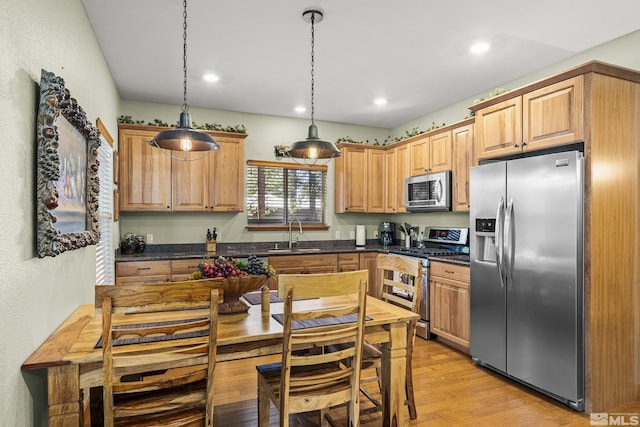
[409, 130, 452, 176]
[475, 76, 584, 160]
[118, 124, 246, 212]
[395, 143, 410, 213]
[366, 149, 386, 213]
[334, 144, 385, 213]
[210, 137, 244, 212]
[429, 129, 453, 173]
[384, 147, 397, 213]
[119, 127, 172, 211]
[452, 121, 474, 211]
[384, 143, 411, 214]
[335, 145, 367, 212]
[409, 136, 430, 176]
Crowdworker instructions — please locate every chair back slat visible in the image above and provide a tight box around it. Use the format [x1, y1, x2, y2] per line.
[101, 281, 219, 427]
[273, 270, 368, 425]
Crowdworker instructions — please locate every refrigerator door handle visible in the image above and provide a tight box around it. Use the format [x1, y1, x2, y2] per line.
[495, 197, 506, 288]
[504, 197, 515, 287]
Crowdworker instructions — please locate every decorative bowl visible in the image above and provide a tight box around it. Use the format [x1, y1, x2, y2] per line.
[218, 275, 269, 314]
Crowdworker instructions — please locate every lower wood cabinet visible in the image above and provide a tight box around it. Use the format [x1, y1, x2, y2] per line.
[429, 261, 470, 352]
[338, 253, 360, 272]
[170, 258, 212, 282]
[358, 252, 378, 298]
[267, 254, 338, 289]
[115, 261, 171, 285]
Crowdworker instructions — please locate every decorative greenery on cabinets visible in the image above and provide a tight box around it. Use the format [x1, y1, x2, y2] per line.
[117, 115, 247, 134]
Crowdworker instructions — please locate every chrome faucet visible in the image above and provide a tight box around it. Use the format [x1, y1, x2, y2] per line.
[288, 218, 303, 249]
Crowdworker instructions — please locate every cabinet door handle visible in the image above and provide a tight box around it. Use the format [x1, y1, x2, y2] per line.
[522, 141, 527, 147]
[513, 143, 520, 148]
[137, 267, 151, 271]
[445, 269, 455, 274]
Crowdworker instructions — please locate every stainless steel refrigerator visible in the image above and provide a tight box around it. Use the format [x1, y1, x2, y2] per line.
[469, 150, 584, 411]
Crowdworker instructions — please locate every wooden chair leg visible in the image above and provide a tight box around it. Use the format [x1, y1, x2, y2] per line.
[257, 378, 270, 427]
[406, 360, 417, 420]
[320, 408, 330, 427]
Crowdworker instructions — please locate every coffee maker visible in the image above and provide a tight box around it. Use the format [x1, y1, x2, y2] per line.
[379, 222, 395, 247]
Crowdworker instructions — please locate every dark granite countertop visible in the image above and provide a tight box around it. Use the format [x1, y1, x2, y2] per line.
[115, 240, 396, 262]
[428, 254, 470, 267]
[115, 240, 469, 267]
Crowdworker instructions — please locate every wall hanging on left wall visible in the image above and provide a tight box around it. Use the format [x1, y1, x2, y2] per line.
[35, 69, 101, 257]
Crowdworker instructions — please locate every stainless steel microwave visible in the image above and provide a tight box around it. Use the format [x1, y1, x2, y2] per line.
[405, 170, 452, 212]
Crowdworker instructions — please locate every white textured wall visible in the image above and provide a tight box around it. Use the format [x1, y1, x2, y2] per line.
[0, 0, 119, 425]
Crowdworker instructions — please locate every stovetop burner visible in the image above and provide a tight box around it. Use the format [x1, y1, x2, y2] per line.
[395, 247, 458, 257]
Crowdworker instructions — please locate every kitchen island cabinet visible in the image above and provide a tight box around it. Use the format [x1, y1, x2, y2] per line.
[474, 76, 583, 160]
[118, 124, 246, 212]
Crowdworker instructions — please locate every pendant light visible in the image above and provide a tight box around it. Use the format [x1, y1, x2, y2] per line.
[149, 0, 220, 160]
[286, 9, 341, 166]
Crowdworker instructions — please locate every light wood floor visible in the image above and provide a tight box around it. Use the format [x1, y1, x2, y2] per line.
[213, 337, 640, 426]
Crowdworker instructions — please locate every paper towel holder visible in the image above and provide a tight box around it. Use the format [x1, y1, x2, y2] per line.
[356, 225, 366, 248]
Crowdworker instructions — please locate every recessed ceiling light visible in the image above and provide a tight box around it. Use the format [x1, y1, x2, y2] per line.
[294, 106, 306, 113]
[470, 41, 490, 55]
[374, 97, 388, 106]
[203, 73, 219, 82]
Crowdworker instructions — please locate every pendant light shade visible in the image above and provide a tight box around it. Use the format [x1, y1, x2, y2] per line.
[287, 9, 341, 165]
[287, 124, 340, 160]
[150, 110, 220, 153]
[149, 0, 220, 158]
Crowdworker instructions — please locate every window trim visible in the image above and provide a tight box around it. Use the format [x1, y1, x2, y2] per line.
[245, 160, 329, 230]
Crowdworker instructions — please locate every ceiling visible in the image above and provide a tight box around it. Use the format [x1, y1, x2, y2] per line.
[81, 0, 640, 129]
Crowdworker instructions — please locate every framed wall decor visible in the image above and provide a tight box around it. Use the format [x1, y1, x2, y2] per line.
[35, 69, 101, 257]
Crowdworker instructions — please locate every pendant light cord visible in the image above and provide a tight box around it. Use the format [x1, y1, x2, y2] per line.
[310, 11, 315, 127]
[182, 0, 189, 113]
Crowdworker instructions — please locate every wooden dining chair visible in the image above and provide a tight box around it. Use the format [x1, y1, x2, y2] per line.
[256, 270, 368, 427]
[360, 253, 422, 420]
[101, 282, 220, 427]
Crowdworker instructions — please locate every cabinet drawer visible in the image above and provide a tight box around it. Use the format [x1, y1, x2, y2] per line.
[116, 261, 171, 277]
[269, 254, 337, 270]
[430, 262, 469, 282]
[171, 259, 211, 274]
[115, 275, 171, 285]
[338, 253, 359, 265]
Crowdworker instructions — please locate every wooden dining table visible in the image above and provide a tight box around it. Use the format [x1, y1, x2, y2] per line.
[22, 293, 419, 427]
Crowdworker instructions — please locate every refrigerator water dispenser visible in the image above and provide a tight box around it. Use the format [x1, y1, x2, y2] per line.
[475, 218, 497, 262]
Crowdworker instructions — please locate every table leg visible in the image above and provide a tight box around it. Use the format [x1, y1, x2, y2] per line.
[380, 322, 407, 427]
[47, 364, 83, 427]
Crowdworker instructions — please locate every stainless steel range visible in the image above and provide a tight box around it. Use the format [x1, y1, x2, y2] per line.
[388, 227, 469, 339]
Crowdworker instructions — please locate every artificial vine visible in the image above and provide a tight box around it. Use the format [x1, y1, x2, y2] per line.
[117, 115, 247, 134]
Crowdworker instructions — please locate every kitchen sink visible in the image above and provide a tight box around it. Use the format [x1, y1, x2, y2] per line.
[266, 248, 322, 254]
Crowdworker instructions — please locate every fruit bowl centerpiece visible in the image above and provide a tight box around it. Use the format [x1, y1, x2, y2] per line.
[190, 255, 274, 314]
